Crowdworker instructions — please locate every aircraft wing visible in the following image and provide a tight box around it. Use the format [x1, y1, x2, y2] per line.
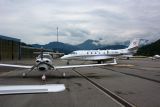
[55, 62, 117, 69]
[0, 64, 32, 69]
[0, 84, 65, 95]
[0, 58, 117, 69]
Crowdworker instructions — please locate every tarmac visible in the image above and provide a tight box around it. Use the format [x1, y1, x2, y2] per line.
[0, 58, 160, 107]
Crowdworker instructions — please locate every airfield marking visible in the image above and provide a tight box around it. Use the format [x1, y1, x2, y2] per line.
[114, 64, 134, 67]
[125, 66, 160, 72]
[0, 68, 19, 76]
[72, 68, 136, 107]
[98, 66, 160, 83]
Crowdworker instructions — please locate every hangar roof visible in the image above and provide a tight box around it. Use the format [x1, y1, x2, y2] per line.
[0, 35, 20, 42]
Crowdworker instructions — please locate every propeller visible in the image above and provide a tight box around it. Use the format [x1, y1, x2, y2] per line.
[29, 47, 55, 72]
[43, 62, 55, 69]
[29, 62, 55, 72]
[29, 62, 42, 72]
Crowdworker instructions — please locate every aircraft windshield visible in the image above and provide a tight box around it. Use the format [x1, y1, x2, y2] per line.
[70, 52, 76, 54]
[38, 54, 52, 59]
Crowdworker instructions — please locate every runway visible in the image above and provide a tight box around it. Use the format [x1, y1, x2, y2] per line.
[0, 58, 160, 107]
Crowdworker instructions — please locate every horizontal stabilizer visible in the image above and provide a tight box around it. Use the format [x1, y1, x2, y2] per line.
[0, 84, 65, 95]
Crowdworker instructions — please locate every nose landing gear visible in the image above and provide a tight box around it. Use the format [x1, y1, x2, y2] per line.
[42, 74, 46, 81]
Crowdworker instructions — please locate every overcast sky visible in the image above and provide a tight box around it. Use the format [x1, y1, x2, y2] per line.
[0, 0, 160, 45]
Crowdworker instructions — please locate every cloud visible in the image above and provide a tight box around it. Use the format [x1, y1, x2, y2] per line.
[0, 0, 160, 45]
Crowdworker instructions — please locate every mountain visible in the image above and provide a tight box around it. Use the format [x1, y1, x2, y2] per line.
[32, 39, 128, 54]
[76, 39, 102, 50]
[32, 44, 43, 48]
[45, 42, 78, 53]
[33, 42, 78, 54]
[136, 39, 160, 56]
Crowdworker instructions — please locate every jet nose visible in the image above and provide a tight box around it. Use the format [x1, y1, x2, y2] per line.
[61, 55, 70, 60]
[61, 56, 66, 59]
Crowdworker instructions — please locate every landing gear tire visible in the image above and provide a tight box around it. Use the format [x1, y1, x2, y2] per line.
[67, 61, 69, 65]
[42, 75, 46, 81]
[62, 72, 66, 77]
[22, 73, 26, 78]
[98, 61, 102, 64]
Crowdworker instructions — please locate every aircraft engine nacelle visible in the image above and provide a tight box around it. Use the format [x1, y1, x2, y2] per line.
[38, 64, 49, 71]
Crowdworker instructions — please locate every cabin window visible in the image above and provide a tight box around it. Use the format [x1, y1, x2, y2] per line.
[115, 51, 118, 54]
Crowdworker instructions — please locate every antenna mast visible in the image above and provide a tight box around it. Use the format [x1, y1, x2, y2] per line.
[57, 27, 59, 43]
[56, 27, 59, 52]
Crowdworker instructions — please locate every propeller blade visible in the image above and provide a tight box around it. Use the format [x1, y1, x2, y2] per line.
[43, 62, 55, 69]
[29, 62, 42, 72]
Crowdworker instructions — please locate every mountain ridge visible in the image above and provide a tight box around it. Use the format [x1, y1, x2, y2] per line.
[137, 39, 160, 56]
[32, 39, 128, 54]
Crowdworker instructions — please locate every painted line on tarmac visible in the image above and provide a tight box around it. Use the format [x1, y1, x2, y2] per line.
[99, 66, 160, 83]
[72, 68, 136, 107]
[0, 68, 24, 77]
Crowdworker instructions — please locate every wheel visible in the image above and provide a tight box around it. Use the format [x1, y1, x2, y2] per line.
[22, 73, 26, 78]
[67, 61, 69, 65]
[98, 61, 102, 64]
[62, 72, 66, 77]
[42, 75, 46, 81]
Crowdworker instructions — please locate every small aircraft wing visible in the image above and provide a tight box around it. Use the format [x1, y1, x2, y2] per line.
[0, 84, 65, 95]
[0, 64, 32, 69]
[0, 59, 117, 69]
[55, 62, 117, 69]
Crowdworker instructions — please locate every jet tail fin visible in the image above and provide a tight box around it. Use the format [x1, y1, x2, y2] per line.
[127, 38, 141, 51]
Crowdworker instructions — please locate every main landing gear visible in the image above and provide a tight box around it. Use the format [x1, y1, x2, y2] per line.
[22, 72, 27, 77]
[97, 60, 104, 64]
[67, 60, 70, 65]
[62, 72, 66, 77]
[22, 69, 34, 78]
[22, 71, 47, 81]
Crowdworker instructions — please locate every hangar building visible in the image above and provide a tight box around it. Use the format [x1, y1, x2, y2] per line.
[0, 35, 21, 60]
[0, 35, 52, 61]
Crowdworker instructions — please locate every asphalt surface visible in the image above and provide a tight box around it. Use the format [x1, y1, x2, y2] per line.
[0, 58, 160, 107]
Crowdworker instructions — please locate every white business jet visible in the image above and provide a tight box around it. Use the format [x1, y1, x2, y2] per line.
[150, 54, 160, 60]
[61, 39, 141, 64]
[0, 51, 117, 95]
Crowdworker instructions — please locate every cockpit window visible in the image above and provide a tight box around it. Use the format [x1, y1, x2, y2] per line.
[70, 52, 76, 54]
[38, 54, 52, 59]
[44, 55, 52, 59]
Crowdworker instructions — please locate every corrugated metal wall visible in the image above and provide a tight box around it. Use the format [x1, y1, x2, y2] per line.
[0, 38, 20, 60]
[0, 36, 52, 61]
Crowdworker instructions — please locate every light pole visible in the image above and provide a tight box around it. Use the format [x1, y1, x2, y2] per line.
[56, 27, 59, 53]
